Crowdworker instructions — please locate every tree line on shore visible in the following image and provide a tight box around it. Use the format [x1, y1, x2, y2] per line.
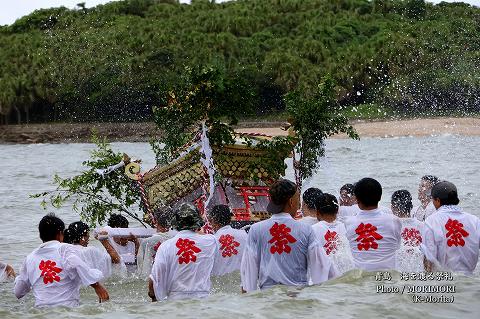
[0, 0, 479, 124]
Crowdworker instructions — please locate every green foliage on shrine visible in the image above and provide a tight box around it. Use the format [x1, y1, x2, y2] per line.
[31, 134, 145, 227]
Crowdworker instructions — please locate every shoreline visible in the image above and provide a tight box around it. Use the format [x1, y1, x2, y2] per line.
[0, 117, 479, 144]
[238, 117, 480, 139]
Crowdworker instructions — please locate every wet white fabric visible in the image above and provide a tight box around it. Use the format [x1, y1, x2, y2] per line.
[109, 239, 136, 264]
[14, 241, 103, 307]
[337, 205, 360, 221]
[150, 230, 217, 300]
[93, 226, 156, 238]
[212, 226, 247, 276]
[312, 221, 355, 275]
[297, 216, 319, 226]
[344, 209, 402, 271]
[421, 205, 480, 275]
[412, 201, 436, 221]
[70, 245, 113, 279]
[241, 213, 337, 292]
[395, 218, 424, 273]
[379, 206, 393, 214]
[137, 232, 172, 278]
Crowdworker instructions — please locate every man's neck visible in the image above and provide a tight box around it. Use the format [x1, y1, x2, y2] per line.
[321, 215, 336, 223]
[157, 226, 169, 233]
[303, 211, 316, 218]
[42, 240, 59, 244]
[359, 204, 378, 211]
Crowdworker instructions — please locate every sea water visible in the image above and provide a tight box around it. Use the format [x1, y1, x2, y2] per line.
[1, 135, 480, 318]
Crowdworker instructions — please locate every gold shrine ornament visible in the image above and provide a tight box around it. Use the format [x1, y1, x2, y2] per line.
[125, 162, 141, 180]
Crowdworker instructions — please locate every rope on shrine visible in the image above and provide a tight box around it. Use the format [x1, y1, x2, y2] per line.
[135, 174, 155, 226]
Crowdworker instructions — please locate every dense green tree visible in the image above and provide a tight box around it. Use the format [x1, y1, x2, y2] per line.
[1, 0, 479, 124]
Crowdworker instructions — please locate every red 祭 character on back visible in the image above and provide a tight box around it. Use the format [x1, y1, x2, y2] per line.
[268, 222, 297, 254]
[323, 230, 339, 255]
[445, 219, 469, 247]
[401, 228, 422, 247]
[176, 238, 202, 264]
[39, 260, 62, 285]
[219, 234, 240, 258]
[355, 223, 383, 250]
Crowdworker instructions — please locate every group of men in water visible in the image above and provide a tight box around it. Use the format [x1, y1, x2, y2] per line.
[2, 175, 479, 307]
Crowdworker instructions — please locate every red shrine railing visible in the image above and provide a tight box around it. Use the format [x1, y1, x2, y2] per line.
[232, 186, 270, 221]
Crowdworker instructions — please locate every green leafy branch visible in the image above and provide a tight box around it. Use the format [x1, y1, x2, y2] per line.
[31, 134, 147, 227]
[286, 76, 359, 184]
[151, 65, 246, 165]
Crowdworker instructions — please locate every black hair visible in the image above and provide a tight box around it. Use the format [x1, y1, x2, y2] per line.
[108, 214, 129, 228]
[269, 179, 297, 208]
[64, 221, 90, 244]
[154, 206, 174, 228]
[39, 213, 65, 242]
[302, 188, 323, 210]
[421, 175, 439, 186]
[431, 181, 460, 206]
[340, 183, 355, 195]
[315, 193, 339, 215]
[209, 204, 233, 227]
[63, 228, 74, 244]
[173, 203, 204, 231]
[354, 178, 382, 207]
[391, 190, 413, 216]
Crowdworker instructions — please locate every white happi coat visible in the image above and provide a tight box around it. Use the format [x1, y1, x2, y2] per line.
[109, 240, 136, 264]
[412, 201, 436, 222]
[14, 241, 103, 307]
[337, 205, 360, 221]
[241, 213, 337, 292]
[312, 221, 355, 275]
[395, 218, 424, 273]
[421, 205, 480, 274]
[150, 230, 217, 300]
[344, 209, 402, 271]
[297, 216, 319, 226]
[137, 232, 172, 278]
[70, 245, 113, 279]
[212, 225, 247, 276]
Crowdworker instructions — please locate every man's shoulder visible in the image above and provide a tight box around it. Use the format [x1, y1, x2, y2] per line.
[227, 227, 248, 239]
[312, 221, 328, 232]
[460, 211, 479, 220]
[56, 242, 75, 253]
[248, 219, 269, 233]
[159, 235, 178, 248]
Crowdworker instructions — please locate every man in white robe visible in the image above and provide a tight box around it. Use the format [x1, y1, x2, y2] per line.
[14, 214, 109, 307]
[312, 193, 355, 275]
[149, 203, 217, 301]
[337, 184, 359, 220]
[64, 221, 120, 279]
[98, 214, 139, 272]
[209, 205, 247, 276]
[421, 181, 480, 275]
[412, 175, 439, 221]
[344, 178, 402, 271]
[241, 179, 337, 292]
[137, 207, 175, 278]
[390, 190, 424, 273]
[298, 188, 322, 226]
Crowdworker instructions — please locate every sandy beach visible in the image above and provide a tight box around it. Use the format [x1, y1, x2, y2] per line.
[0, 117, 479, 143]
[237, 117, 480, 138]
